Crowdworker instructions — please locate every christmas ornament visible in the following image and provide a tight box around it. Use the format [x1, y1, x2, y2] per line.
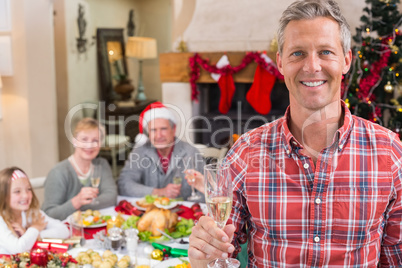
[270, 36, 278, 52]
[21, 252, 30, 258]
[176, 40, 188, 53]
[345, 99, 350, 109]
[384, 81, 394, 93]
[151, 249, 164, 261]
[363, 60, 369, 69]
[152, 242, 172, 255]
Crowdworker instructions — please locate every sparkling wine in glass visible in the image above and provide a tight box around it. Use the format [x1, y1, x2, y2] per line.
[90, 164, 101, 205]
[173, 169, 183, 185]
[204, 163, 240, 268]
[187, 157, 202, 201]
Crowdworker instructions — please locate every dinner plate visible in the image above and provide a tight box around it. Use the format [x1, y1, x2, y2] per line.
[154, 201, 179, 210]
[132, 200, 148, 211]
[153, 257, 189, 268]
[67, 215, 107, 228]
[134, 199, 179, 211]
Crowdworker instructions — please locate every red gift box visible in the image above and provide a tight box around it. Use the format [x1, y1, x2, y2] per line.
[50, 243, 71, 253]
[32, 241, 50, 250]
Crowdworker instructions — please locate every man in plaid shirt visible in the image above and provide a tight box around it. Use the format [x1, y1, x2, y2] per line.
[188, 0, 402, 267]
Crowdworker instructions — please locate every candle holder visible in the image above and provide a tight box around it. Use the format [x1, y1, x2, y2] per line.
[30, 248, 48, 267]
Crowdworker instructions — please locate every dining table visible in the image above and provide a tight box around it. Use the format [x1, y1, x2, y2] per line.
[66, 195, 205, 267]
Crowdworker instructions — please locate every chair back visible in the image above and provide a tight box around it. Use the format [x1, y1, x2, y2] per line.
[193, 144, 228, 164]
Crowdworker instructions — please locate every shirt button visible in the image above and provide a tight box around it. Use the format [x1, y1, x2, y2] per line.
[292, 141, 298, 146]
[339, 144, 343, 150]
[303, 163, 309, 169]
[286, 150, 290, 154]
[314, 236, 320, 243]
[315, 198, 321, 204]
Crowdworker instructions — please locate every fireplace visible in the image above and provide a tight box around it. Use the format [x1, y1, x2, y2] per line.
[193, 81, 289, 147]
[159, 51, 287, 148]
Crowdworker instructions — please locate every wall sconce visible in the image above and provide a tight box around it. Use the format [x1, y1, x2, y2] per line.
[76, 3, 94, 54]
[125, 37, 157, 102]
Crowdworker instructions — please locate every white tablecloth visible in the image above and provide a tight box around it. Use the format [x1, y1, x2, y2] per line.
[67, 196, 204, 267]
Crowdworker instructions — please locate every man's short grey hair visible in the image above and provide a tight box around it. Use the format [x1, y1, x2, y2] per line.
[277, 0, 351, 55]
[143, 119, 176, 136]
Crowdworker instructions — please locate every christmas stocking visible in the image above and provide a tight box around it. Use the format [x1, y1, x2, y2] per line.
[246, 53, 276, 115]
[211, 55, 236, 114]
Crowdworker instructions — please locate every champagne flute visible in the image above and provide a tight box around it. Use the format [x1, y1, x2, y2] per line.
[173, 169, 183, 185]
[204, 163, 240, 268]
[187, 157, 202, 201]
[90, 164, 101, 205]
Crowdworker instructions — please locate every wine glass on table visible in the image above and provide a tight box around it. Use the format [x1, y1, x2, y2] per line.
[204, 163, 240, 268]
[173, 169, 183, 185]
[90, 164, 101, 205]
[186, 157, 202, 201]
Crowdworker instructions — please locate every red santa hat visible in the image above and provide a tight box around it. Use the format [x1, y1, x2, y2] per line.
[135, 101, 177, 147]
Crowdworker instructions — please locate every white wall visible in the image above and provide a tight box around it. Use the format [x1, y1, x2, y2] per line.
[0, 0, 58, 178]
[180, 0, 368, 52]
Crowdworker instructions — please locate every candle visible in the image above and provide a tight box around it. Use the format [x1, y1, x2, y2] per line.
[107, 214, 124, 231]
[30, 248, 48, 267]
[107, 217, 119, 231]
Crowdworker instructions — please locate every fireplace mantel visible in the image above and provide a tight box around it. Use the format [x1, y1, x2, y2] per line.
[159, 51, 276, 83]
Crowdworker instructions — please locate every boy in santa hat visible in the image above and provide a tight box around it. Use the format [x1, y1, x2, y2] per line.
[118, 102, 205, 201]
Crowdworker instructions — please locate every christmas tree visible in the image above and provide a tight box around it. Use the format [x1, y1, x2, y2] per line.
[342, 0, 402, 135]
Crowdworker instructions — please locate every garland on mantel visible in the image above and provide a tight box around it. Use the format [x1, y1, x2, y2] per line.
[189, 52, 284, 101]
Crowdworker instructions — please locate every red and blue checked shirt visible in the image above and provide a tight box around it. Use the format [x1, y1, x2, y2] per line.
[227, 102, 402, 267]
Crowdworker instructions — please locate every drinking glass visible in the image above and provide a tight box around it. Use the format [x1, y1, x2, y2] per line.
[69, 211, 84, 243]
[187, 157, 202, 201]
[204, 163, 240, 268]
[90, 164, 101, 205]
[173, 169, 183, 185]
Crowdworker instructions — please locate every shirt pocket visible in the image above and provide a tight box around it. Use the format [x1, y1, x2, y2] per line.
[331, 188, 390, 245]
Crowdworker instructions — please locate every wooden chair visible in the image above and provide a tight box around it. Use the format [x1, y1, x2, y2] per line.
[193, 144, 228, 163]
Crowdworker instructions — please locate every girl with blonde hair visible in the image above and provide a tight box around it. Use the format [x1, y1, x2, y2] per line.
[0, 167, 69, 254]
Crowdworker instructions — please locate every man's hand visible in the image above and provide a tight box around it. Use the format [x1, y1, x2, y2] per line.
[152, 183, 181, 198]
[71, 187, 99, 209]
[188, 216, 236, 268]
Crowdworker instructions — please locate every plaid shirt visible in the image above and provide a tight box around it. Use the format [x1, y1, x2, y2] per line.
[227, 102, 402, 268]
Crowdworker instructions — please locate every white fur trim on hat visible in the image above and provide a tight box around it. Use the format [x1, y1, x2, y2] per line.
[141, 107, 177, 133]
[134, 133, 148, 148]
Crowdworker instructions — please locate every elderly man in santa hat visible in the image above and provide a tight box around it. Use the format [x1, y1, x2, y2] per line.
[118, 102, 204, 201]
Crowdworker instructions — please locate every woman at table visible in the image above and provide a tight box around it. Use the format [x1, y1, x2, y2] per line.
[0, 167, 69, 254]
[42, 118, 118, 221]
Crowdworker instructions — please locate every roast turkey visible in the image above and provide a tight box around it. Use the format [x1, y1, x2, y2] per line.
[136, 205, 179, 236]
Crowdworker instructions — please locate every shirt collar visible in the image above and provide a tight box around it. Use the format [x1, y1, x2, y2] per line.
[281, 100, 353, 154]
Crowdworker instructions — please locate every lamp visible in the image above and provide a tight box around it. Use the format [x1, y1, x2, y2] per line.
[126, 37, 157, 102]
